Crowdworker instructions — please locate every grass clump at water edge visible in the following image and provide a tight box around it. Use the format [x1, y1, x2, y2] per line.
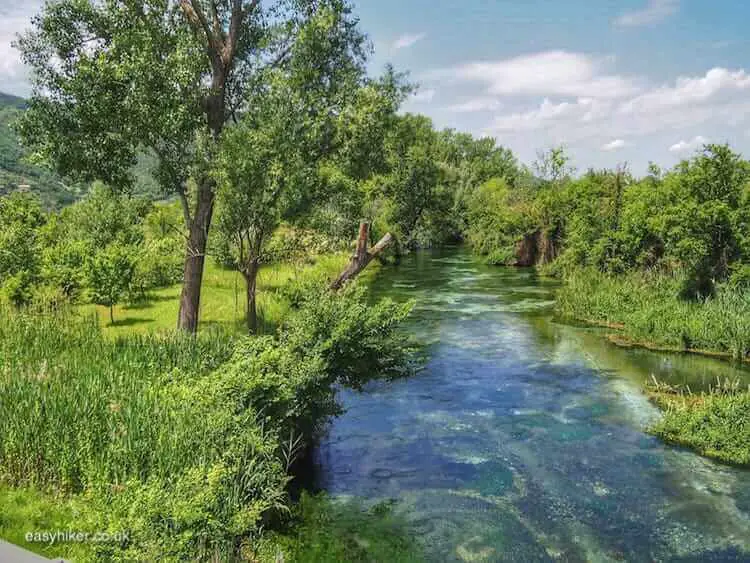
[646, 376, 750, 467]
[556, 269, 750, 361]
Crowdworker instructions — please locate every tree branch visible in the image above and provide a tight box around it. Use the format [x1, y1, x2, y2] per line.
[179, 0, 214, 46]
[208, 1, 224, 43]
[177, 186, 192, 229]
[224, 0, 261, 66]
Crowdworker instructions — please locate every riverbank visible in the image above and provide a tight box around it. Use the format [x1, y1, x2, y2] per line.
[0, 255, 421, 561]
[647, 381, 750, 467]
[555, 268, 750, 466]
[556, 269, 750, 362]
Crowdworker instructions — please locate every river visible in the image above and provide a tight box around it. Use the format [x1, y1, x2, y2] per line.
[314, 247, 750, 562]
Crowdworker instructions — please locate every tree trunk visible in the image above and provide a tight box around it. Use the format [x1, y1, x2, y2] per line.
[109, 304, 114, 325]
[331, 222, 395, 290]
[176, 0, 247, 332]
[244, 258, 260, 334]
[177, 181, 215, 333]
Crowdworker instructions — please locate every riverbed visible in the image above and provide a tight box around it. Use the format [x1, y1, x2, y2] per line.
[314, 247, 750, 562]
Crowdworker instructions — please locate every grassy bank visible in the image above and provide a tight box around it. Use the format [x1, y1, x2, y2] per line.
[556, 269, 750, 466]
[556, 269, 750, 361]
[647, 379, 750, 467]
[0, 260, 420, 561]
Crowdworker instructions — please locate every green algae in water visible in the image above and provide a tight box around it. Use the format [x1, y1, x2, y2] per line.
[472, 461, 515, 497]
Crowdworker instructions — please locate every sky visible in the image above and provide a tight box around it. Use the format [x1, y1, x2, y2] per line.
[1, 0, 749, 173]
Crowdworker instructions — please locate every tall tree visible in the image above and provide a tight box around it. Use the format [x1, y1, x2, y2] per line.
[15, 0, 365, 332]
[214, 4, 370, 332]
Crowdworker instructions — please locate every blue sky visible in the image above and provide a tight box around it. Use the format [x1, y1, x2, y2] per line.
[1, 1, 748, 173]
[352, 0, 750, 172]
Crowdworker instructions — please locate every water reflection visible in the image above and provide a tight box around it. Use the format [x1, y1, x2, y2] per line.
[315, 247, 750, 562]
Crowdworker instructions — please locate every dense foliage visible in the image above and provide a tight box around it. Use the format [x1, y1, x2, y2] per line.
[465, 145, 750, 297]
[0, 187, 182, 317]
[0, 280, 415, 561]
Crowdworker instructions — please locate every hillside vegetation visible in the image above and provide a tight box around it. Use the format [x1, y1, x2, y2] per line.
[0, 92, 82, 208]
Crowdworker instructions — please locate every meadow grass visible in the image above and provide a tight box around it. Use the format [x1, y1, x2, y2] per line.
[83, 253, 350, 337]
[0, 253, 418, 561]
[0, 485, 94, 561]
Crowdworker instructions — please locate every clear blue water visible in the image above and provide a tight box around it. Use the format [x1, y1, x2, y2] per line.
[314, 248, 750, 562]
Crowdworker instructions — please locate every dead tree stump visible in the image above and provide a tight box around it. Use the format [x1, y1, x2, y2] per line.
[331, 222, 394, 290]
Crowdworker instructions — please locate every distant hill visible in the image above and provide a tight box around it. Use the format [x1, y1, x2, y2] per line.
[0, 92, 26, 110]
[0, 91, 162, 209]
[0, 91, 85, 208]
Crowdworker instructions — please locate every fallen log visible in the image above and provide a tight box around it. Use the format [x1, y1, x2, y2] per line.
[331, 222, 394, 290]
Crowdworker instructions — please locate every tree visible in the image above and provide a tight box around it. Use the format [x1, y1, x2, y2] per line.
[214, 4, 369, 332]
[533, 146, 575, 186]
[87, 242, 137, 324]
[663, 144, 750, 297]
[0, 192, 46, 306]
[16, 0, 366, 332]
[305, 67, 410, 242]
[214, 92, 309, 332]
[366, 114, 442, 249]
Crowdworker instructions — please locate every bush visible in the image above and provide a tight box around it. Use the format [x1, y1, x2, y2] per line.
[0, 281, 415, 560]
[465, 178, 537, 264]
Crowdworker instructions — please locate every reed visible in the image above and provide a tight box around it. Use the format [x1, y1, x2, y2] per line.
[556, 269, 750, 360]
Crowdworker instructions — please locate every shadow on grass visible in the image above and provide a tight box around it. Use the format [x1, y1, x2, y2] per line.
[123, 294, 180, 311]
[108, 317, 156, 328]
[199, 319, 246, 333]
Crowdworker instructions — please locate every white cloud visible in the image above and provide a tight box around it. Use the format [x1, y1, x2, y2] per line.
[620, 68, 750, 115]
[447, 98, 503, 113]
[478, 66, 750, 145]
[0, 2, 44, 96]
[430, 51, 640, 99]
[411, 88, 435, 103]
[602, 139, 628, 151]
[669, 136, 708, 153]
[392, 33, 426, 50]
[489, 97, 617, 133]
[614, 0, 679, 28]
[491, 98, 581, 132]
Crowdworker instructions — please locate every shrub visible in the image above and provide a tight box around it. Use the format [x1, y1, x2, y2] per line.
[0, 281, 415, 560]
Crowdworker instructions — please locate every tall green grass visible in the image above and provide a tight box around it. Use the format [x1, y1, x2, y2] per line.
[0, 266, 417, 561]
[556, 269, 750, 360]
[0, 309, 235, 492]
